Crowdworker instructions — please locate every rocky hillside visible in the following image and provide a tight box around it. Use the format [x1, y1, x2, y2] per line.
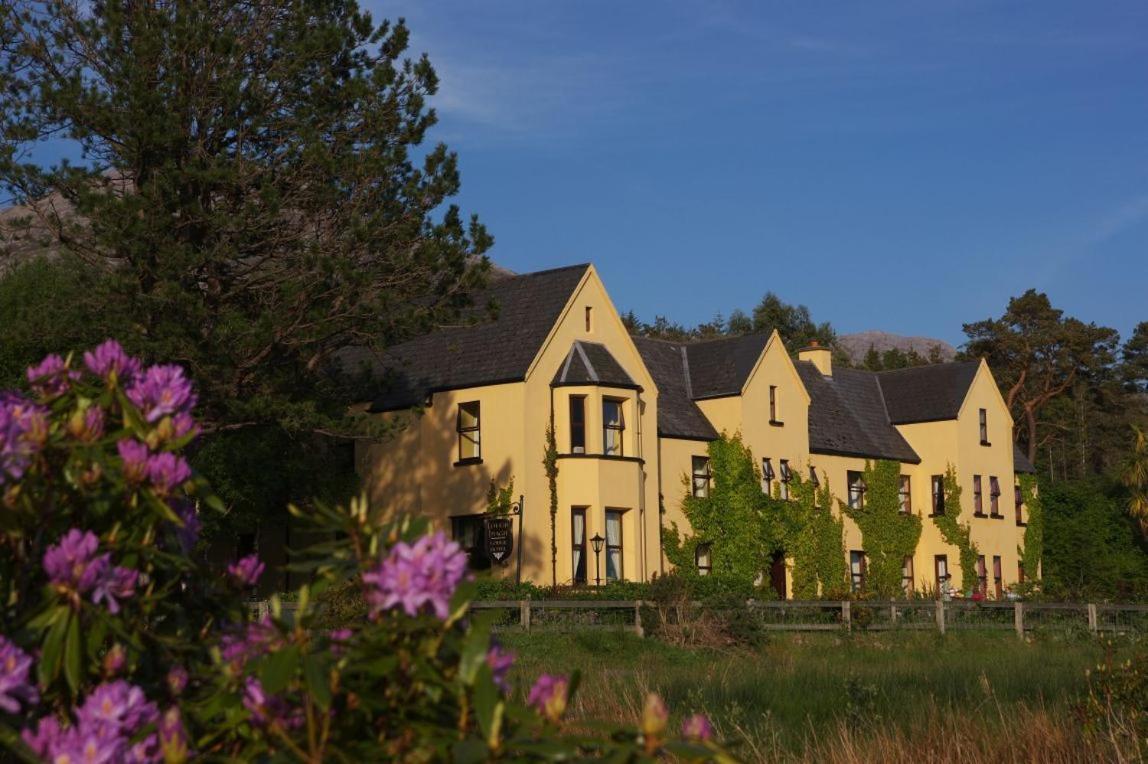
[839, 330, 957, 364]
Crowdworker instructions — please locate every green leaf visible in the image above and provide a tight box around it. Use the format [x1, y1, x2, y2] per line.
[451, 739, 489, 764]
[457, 615, 492, 687]
[259, 645, 299, 694]
[302, 654, 331, 711]
[472, 665, 503, 749]
[64, 612, 83, 692]
[38, 609, 71, 686]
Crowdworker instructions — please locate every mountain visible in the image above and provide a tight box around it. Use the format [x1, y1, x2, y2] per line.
[838, 330, 957, 365]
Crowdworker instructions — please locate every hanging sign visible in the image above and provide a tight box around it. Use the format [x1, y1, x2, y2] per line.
[486, 516, 514, 564]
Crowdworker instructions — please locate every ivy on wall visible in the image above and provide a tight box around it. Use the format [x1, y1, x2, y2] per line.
[783, 475, 848, 599]
[543, 425, 559, 587]
[663, 434, 846, 596]
[1019, 473, 1043, 579]
[663, 434, 783, 584]
[840, 459, 922, 598]
[485, 476, 515, 515]
[932, 465, 980, 592]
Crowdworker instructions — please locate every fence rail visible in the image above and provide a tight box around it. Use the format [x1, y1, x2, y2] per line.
[247, 598, 1148, 637]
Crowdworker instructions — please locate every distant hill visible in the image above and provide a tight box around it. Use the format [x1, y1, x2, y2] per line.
[839, 330, 957, 365]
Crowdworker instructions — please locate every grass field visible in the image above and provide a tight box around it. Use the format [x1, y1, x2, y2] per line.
[499, 629, 1139, 762]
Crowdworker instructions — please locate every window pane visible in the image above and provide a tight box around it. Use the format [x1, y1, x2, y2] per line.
[606, 512, 621, 545]
[606, 549, 622, 581]
[570, 397, 585, 451]
[572, 509, 586, 584]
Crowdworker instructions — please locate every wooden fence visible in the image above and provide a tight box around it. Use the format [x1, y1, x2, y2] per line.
[251, 598, 1148, 637]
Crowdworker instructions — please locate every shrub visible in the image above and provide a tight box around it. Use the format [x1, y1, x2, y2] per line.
[0, 343, 736, 762]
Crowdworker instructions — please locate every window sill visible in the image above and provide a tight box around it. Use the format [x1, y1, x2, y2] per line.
[980, 440, 992, 447]
[973, 512, 987, 518]
[556, 453, 644, 464]
[928, 512, 945, 518]
[454, 457, 484, 467]
[990, 514, 1004, 520]
[1016, 521, 1028, 528]
[769, 419, 785, 427]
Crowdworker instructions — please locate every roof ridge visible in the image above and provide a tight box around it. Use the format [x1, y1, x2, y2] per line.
[507, 263, 591, 280]
[573, 341, 598, 382]
[873, 359, 978, 376]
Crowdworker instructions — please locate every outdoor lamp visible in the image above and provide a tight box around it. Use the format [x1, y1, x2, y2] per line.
[590, 533, 605, 586]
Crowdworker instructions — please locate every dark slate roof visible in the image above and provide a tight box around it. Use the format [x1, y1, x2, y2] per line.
[876, 361, 980, 424]
[349, 264, 590, 411]
[632, 337, 719, 441]
[552, 341, 638, 389]
[685, 333, 770, 399]
[795, 362, 921, 463]
[1014, 444, 1036, 474]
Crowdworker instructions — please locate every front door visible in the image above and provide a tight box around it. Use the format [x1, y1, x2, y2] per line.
[770, 550, 787, 600]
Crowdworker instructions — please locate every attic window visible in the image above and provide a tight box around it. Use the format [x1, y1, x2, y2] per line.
[585, 306, 593, 333]
[769, 385, 782, 425]
[979, 408, 990, 445]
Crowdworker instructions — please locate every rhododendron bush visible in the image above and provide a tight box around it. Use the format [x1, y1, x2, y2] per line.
[0, 343, 734, 762]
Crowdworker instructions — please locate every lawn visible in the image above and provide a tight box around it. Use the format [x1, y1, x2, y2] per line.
[498, 629, 1136, 762]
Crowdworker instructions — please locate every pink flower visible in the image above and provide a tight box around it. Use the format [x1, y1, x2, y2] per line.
[91, 566, 139, 614]
[682, 713, 714, 741]
[26, 354, 78, 398]
[67, 404, 106, 443]
[228, 554, 265, 588]
[43, 529, 108, 594]
[0, 636, 38, 713]
[126, 364, 197, 424]
[527, 674, 569, 722]
[117, 439, 150, 483]
[145, 452, 191, 496]
[361, 531, 468, 621]
[486, 644, 515, 693]
[0, 396, 48, 484]
[166, 666, 189, 697]
[83, 340, 141, 384]
[243, 677, 303, 730]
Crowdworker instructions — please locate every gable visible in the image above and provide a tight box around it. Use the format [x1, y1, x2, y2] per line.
[350, 264, 590, 412]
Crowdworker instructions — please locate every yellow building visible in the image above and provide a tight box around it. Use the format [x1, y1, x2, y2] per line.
[356, 263, 1036, 597]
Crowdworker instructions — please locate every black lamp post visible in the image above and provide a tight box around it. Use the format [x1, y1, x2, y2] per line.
[590, 533, 605, 586]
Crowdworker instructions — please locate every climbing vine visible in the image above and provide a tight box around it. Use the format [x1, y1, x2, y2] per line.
[543, 425, 559, 587]
[783, 475, 848, 599]
[931, 465, 980, 592]
[840, 460, 922, 597]
[663, 434, 782, 585]
[1019, 473, 1043, 580]
[485, 476, 515, 514]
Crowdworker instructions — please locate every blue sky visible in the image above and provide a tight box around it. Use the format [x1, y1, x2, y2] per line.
[373, 0, 1148, 346]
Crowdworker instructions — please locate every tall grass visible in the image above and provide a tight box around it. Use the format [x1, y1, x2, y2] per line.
[500, 630, 1136, 762]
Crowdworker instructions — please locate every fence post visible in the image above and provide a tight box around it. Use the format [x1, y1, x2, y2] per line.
[1014, 601, 1024, 639]
[520, 600, 531, 632]
[1088, 603, 1098, 634]
[841, 601, 851, 632]
[890, 603, 898, 625]
[935, 599, 946, 635]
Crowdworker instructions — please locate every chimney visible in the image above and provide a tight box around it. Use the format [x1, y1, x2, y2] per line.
[799, 340, 832, 377]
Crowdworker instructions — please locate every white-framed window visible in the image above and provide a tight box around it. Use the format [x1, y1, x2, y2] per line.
[605, 509, 624, 582]
[779, 459, 792, 500]
[762, 458, 775, 494]
[899, 475, 912, 515]
[850, 550, 866, 591]
[847, 471, 866, 510]
[603, 399, 625, 456]
[456, 402, 481, 462]
[695, 543, 712, 576]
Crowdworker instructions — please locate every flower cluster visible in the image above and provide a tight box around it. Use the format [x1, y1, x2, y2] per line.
[126, 364, 197, 426]
[0, 637, 38, 714]
[43, 529, 139, 614]
[0, 395, 48, 484]
[681, 713, 715, 742]
[243, 678, 304, 731]
[228, 554, 265, 588]
[21, 680, 184, 764]
[84, 339, 142, 384]
[117, 439, 191, 496]
[527, 674, 569, 723]
[362, 531, 469, 620]
[26, 354, 79, 398]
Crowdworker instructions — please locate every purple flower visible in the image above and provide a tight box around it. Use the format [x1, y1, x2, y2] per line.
[486, 644, 515, 693]
[126, 364, 197, 424]
[75, 680, 159, 736]
[43, 529, 108, 594]
[117, 439, 150, 483]
[243, 677, 303, 730]
[172, 502, 201, 554]
[228, 554, 265, 588]
[83, 340, 141, 385]
[220, 616, 281, 671]
[0, 636, 38, 714]
[145, 452, 191, 496]
[171, 411, 199, 440]
[20, 715, 62, 759]
[26, 354, 78, 398]
[102, 644, 126, 677]
[159, 706, 189, 761]
[328, 628, 353, 656]
[0, 397, 48, 484]
[361, 531, 469, 621]
[166, 666, 189, 697]
[527, 674, 569, 722]
[91, 566, 139, 614]
[682, 713, 714, 742]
